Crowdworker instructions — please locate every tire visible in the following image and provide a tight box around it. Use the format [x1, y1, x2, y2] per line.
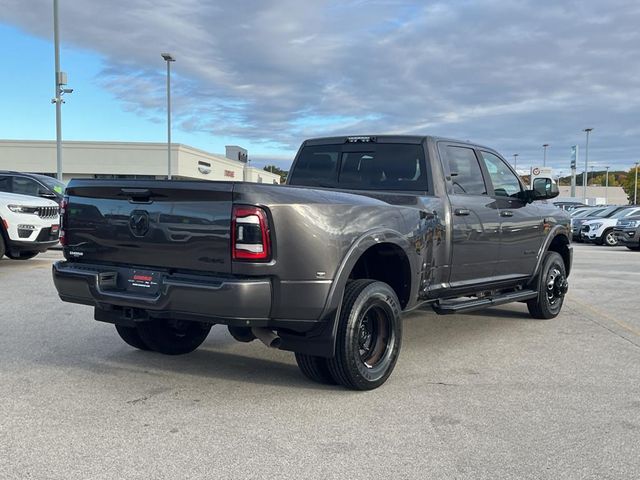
[527, 252, 568, 319]
[5, 251, 39, 260]
[327, 280, 402, 390]
[115, 324, 151, 351]
[295, 353, 337, 385]
[0, 232, 5, 259]
[602, 229, 618, 247]
[137, 319, 212, 355]
[627, 246, 640, 251]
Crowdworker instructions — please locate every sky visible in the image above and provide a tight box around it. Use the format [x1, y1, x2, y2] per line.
[0, 0, 639, 173]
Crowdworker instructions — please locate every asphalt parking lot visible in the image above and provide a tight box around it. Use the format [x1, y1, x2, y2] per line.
[1, 244, 639, 479]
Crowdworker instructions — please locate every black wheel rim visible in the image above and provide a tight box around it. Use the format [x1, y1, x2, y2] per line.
[546, 265, 567, 306]
[357, 304, 391, 369]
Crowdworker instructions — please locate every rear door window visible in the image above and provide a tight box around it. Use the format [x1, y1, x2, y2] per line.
[441, 145, 487, 195]
[0, 176, 11, 193]
[12, 177, 42, 196]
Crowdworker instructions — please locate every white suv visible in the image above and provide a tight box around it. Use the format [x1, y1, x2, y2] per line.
[581, 206, 640, 246]
[0, 191, 60, 260]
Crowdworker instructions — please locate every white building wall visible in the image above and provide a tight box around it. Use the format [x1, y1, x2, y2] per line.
[558, 186, 629, 205]
[0, 140, 281, 185]
[243, 166, 281, 184]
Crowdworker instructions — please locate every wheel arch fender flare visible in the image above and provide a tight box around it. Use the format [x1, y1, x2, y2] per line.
[531, 225, 572, 282]
[324, 228, 417, 315]
[303, 229, 416, 356]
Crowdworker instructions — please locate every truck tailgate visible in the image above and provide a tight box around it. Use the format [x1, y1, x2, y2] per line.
[64, 180, 234, 274]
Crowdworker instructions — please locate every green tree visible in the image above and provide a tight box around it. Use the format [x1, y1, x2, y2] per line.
[622, 166, 639, 203]
[263, 165, 289, 183]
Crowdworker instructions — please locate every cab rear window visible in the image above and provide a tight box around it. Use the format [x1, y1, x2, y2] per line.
[288, 143, 428, 191]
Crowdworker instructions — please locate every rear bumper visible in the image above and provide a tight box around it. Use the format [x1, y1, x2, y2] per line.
[53, 261, 272, 325]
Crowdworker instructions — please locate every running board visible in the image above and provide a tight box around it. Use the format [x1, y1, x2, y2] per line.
[432, 290, 538, 315]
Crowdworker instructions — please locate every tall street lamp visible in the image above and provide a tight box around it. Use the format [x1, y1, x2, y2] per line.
[161, 53, 176, 179]
[542, 144, 549, 167]
[513, 153, 519, 171]
[635, 162, 639, 205]
[51, 0, 73, 181]
[582, 128, 593, 203]
[605, 166, 610, 204]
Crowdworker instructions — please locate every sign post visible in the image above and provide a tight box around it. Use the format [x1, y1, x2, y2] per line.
[570, 145, 578, 198]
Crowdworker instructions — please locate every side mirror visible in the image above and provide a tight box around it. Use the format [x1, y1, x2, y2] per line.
[530, 177, 559, 201]
[38, 189, 57, 200]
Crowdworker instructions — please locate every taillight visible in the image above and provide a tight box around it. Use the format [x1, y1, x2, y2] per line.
[232, 205, 271, 261]
[59, 196, 68, 246]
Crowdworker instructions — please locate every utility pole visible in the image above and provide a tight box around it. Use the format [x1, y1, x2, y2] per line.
[161, 53, 176, 179]
[51, 0, 73, 181]
[605, 166, 610, 204]
[543, 144, 549, 167]
[635, 162, 639, 205]
[570, 145, 578, 198]
[582, 128, 593, 203]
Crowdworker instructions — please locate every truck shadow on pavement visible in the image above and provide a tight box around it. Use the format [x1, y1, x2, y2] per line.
[38, 304, 543, 391]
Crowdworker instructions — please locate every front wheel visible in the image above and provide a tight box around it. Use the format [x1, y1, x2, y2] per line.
[602, 229, 618, 246]
[527, 252, 568, 319]
[137, 319, 212, 355]
[327, 280, 402, 390]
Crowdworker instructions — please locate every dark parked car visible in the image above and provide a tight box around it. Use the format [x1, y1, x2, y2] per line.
[52, 135, 572, 390]
[614, 215, 640, 250]
[0, 171, 66, 205]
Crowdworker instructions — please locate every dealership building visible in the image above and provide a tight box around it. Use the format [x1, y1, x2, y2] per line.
[0, 140, 281, 184]
[558, 186, 629, 205]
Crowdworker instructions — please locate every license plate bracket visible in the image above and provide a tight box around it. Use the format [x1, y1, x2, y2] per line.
[125, 269, 161, 295]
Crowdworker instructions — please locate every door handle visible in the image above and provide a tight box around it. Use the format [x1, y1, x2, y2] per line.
[454, 208, 470, 216]
[500, 210, 514, 217]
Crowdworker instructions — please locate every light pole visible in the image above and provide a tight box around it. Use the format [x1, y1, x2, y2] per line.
[51, 0, 73, 181]
[605, 166, 610, 204]
[582, 128, 593, 203]
[635, 162, 639, 205]
[542, 144, 549, 167]
[161, 53, 176, 179]
[513, 153, 519, 172]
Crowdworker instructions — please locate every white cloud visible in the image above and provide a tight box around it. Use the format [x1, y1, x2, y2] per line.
[1, 0, 639, 169]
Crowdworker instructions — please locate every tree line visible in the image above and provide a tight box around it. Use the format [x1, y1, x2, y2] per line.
[558, 167, 639, 200]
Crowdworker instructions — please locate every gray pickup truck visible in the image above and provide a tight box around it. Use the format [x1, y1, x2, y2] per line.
[53, 135, 572, 390]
